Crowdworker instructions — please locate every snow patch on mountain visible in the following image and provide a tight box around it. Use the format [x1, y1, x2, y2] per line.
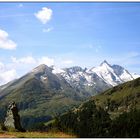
[119, 69, 134, 81]
[131, 73, 140, 79]
[89, 60, 120, 86]
[52, 66, 65, 74]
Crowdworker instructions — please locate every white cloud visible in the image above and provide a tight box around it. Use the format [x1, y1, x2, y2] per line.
[11, 56, 36, 64]
[0, 61, 17, 85]
[0, 29, 17, 50]
[0, 62, 5, 70]
[38, 56, 54, 66]
[43, 27, 53, 33]
[11, 56, 54, 67]
[35, 7, 53, 24]
[62, 60, 73, 64]
[0, 69, 17, 85]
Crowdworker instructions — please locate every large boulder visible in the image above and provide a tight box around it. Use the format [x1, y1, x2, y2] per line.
[4, 102, 25, 132]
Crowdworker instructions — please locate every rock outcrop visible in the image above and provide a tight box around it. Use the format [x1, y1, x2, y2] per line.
[4, 102, 25, 132]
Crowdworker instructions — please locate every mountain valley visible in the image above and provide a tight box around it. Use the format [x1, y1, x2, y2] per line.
[0, 60, 139, 130]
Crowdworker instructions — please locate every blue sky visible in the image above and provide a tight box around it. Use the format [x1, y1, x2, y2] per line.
[0, 2, 140, 85]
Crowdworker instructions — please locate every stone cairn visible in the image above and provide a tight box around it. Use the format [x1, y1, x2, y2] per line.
[4, 101, 25, 132]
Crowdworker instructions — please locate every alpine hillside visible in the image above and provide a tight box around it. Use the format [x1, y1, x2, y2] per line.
[50, 77, 140, 137]
[0, 60, 139, 130]
[92, 77, 140, 119]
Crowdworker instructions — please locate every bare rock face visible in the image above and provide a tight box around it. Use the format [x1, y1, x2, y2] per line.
[4, 102, 25, 132]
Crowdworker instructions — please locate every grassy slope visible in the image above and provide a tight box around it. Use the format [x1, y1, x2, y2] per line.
[0, 74, 82, 129]
[92, 77, 140, 118]
[46, 78, 140, 137]
[0, 131, 76, 138]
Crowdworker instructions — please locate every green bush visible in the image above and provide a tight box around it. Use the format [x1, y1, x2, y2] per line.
[52, 100, 111, 137]
[110, 109, 140, 137]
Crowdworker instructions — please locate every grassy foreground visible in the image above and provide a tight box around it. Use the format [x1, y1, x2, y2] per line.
[0, 131, 76, 138]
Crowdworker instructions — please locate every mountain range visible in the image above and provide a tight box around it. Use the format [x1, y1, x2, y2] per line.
[56, 60, 138, 87]
[0, 60, 139, 129]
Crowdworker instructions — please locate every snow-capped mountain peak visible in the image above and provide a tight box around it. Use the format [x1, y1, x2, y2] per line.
[87, 60, 137, 86]
[32, 64, 50, 73]
[31, 61, 140, 90]
[112, 65, 134, 81]
[89, 61, 120, 86]
[100, 60, 110, 66]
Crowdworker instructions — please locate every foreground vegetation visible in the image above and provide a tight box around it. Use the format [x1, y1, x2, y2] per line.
[0, 131, 76, 138]
[49, 101, 140, 138]
[15, 78, 140, 138]
[1, 78, 140, 138]
[93, 77, 140, 118]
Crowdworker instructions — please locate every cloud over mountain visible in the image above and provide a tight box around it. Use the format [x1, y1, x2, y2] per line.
[0, 61, 17, 85]
[0, 29, 17, 50]
[11, 56, 36, 64]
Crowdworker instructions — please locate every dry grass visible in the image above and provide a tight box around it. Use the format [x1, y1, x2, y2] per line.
[0, 132, 16, 138]
[0, 131, 76, 138]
